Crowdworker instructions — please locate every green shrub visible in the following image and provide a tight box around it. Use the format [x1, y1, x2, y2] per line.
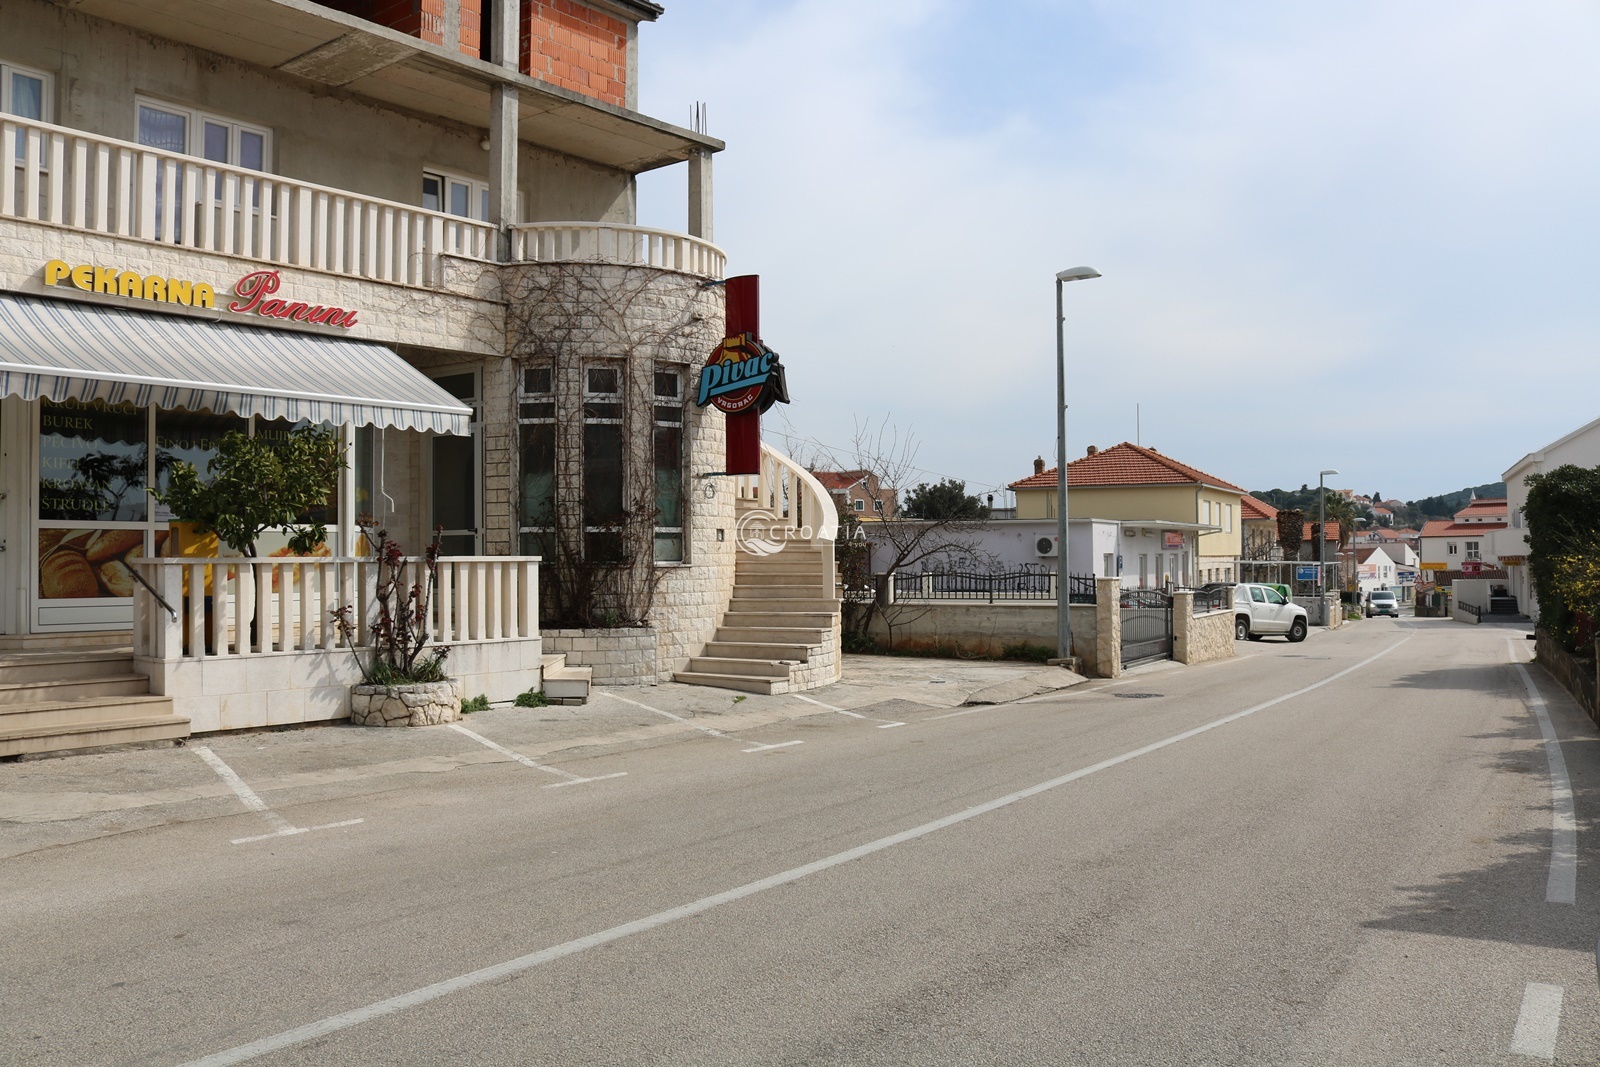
[461, 694, 490, 714]
[514, 689, 550, 708]
[841, 630, 879, 654]
[999, 642, 1054, 663]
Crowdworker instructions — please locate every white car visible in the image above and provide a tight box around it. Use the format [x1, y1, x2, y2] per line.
[1366, 590, 1400, 618]
[1234, 583, 1309, 642]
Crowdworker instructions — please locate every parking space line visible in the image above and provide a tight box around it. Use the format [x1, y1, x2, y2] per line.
[448, 724, 626, 788]
[1508, 638, 1577, 905]
[791, 692, 904, 728]
[600, 691, 803, 754]
[1510, 981, 1563, 1059]
[193, 746, 365, 846]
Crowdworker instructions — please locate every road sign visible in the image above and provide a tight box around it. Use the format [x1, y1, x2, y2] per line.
[1296, 565, 1317, 581]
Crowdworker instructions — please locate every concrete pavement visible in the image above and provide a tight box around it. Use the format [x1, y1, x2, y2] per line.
[5, 616, 1597, 1065]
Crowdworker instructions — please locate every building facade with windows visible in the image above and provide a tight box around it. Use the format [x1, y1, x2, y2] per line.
[0, 0, 836, 747]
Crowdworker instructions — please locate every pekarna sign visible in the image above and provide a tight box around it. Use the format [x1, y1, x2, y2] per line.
[697, 331, 787, 414]
[42, 262, 358, 329]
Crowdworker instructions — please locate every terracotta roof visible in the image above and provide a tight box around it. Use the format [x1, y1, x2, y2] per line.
[1454, 498, 1508, 520]
[1007, 442, 1245, 493]
[809, 470, 868, 491]
[1302, 521, 1343, 542]
[1240, 494, 1278, 521]
[1420, 519, 1507, 537]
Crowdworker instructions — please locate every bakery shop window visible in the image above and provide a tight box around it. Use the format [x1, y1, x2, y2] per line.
[154, 408, 245, 497]
[38, 399, 148, 522]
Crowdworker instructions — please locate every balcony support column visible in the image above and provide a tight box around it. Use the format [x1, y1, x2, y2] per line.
[687, 147, 713, 241]
[488, 0, 520, 260]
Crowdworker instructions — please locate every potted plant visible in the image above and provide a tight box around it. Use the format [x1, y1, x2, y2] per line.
[333, 523, 460, 727]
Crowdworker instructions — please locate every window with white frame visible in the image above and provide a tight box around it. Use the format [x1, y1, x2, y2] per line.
[517, 363, 556, 558]
[653, 368, 685, 563]
[423, 168, 491, 222]
[1224, 503, 1233, 533]
[872, 499, 884, 513]
[1466, 540, 1480, 560]
[135, 97, 270, 170]
[853, 499, 865, 512]
[3, 60, 53, 162]
[1447, 542, 1458, 556]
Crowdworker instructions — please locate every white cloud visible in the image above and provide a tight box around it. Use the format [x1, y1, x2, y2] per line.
[640, 0, 1600, 500]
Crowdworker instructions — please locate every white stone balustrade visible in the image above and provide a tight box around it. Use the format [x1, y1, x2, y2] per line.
[509, 222, 726, 279]
[735, 443, 841, 544]
[3, 116, 496, 286]
[131, 556, 542, 733]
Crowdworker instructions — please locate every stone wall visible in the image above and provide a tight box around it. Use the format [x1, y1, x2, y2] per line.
[864, 602, 1097, 667]
[1092, 577, 1122, 678]
[541, 626, 658, 685]
[1173, 592, 1235, 665]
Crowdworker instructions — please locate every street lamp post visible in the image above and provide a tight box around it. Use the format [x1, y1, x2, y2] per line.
[1055, 266, 1101, 666]
[1318, 467, 1340, 601]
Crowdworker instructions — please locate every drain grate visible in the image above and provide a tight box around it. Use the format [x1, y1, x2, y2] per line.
[1114, 692, 1163, 699]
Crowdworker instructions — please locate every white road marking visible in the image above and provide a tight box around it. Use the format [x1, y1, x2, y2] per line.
[195, 746, 364, 846]
[1508, 639, 1577, 905]
[791, 692, 905, 728]
[448, 723, 627, 789]
[173, 635, 1411, 1067]
[1510, 981, 1564, 1059]
[601, 691, 803, 753]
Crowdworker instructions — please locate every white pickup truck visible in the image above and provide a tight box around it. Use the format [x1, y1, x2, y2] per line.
[1233, 583, 1309, 642]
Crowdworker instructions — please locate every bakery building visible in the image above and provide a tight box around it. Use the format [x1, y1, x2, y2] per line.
[0, 0, 840, 753]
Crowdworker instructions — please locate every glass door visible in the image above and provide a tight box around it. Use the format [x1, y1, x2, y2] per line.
[430, 372, 481, 556]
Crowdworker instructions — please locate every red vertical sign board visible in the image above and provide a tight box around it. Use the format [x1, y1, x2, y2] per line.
[723, 275, 762, 474]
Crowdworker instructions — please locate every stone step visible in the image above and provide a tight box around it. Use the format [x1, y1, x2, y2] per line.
[0, 693, 174, 731]
[541, 652, 592, 706]
[721, 610, 838, 629]
[702, 641, 814, 661]
[0, 674, 152, 707]
[732, 583, 831, 598]
[0, 649, 137, 685]
[726, 597, 841, 614]
[671, 671, 785, 695]
[733, 571, 831, 586]
[714, 626, 830, 645]
[0, 707, 189, 759]
[686, 656, 791, 679]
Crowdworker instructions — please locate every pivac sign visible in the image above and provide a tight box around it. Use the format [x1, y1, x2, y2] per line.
[696, 331, 788, 415]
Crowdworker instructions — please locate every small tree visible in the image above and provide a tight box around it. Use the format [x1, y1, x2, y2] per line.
[1277, 508, 1305, 561]
[332, 522, 448, 685]
[1525, 464, 1600, 649]
[902, 478, 990, 521]
[150, 425, 344, 556]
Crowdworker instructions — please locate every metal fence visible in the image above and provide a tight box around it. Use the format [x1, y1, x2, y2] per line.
[886, 568, 1096, 604]
[1193, 587, 1230, 614]
[1118, 588, 1172, 609]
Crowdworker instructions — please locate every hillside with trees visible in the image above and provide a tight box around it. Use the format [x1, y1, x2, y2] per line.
[1249, 481, 1505, 529]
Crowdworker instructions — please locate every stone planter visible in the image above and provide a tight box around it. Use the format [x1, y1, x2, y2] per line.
[349, 680, 462, 727]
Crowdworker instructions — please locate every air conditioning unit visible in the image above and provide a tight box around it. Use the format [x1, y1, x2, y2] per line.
[1035, 536, 1058, 558]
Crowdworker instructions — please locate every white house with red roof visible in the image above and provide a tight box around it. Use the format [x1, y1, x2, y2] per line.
[1496, 416, 1600, 619]
[1419, 497, 1507, 576]
[1008, 442, 1246, 585]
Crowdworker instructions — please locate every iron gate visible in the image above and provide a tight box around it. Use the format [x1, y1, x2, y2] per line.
[1119, 588, 1173, 665]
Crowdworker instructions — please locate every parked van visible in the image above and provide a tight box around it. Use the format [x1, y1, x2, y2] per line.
[1234, 583, 1309, 642]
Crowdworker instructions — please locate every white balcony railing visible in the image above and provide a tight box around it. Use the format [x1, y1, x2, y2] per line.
[736, 443, 840, 543]
[3, 116, 496, 287]
[133, 556, 540, 663]
[510, 222, 726, 279]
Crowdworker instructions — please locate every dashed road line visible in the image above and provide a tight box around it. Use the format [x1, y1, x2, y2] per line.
[600, 691, 803, 754]
[172, 635, 1411, 1067]
[1508, 639, 1577, 905]
[1510, 981, 1563, 1059]
[448, 724, 627, 788]
[790, 692, 904, 728]
[193, 746, 365, 846]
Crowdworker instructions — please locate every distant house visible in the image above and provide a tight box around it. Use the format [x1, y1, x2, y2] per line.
[1240, 494, 1281, 558]
[1357, 543, 1418, 597]
[1419, 500, 1506, 578]
[1008, 442, 1245, 586]
[811, 470, 898, 520]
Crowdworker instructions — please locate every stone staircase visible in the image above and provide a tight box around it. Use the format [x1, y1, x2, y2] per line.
[540, 653, 592, 705]
[0, 648, 190, 757]
[675, 491, 843, 695]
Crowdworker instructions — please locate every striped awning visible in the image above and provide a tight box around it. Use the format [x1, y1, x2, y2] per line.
[0, 294, 471, 434]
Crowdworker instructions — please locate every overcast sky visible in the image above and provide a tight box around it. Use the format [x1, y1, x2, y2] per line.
[636, 1, 1600, 504]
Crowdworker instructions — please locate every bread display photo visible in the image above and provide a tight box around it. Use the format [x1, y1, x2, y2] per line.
[39, 528, 148, 599]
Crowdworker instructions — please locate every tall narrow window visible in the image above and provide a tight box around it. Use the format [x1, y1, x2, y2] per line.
[583, 364, 625, 561]
[654, 369, 685, 562]
[518, 364, 556, 557]
[2, 61, 51, 162]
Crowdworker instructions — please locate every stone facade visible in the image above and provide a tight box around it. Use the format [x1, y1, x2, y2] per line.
[541, 627, 658, 685]
[350, 680, 463, 727]
[1173, 592, 1235, 666]
[1094, 577, 1123, 678]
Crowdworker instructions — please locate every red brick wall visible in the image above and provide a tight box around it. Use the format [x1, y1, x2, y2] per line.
[323, 0, 485, 58]
[520, 0, 628, 107]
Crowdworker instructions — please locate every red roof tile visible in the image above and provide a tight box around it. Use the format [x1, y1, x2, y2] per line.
[809, 470, 868, 491]
[1420, 519, 1507, 537]
[1007, 442, 1244, 493]
[1240, 494, 1278, 521]
[1301, 521, 1342, 542]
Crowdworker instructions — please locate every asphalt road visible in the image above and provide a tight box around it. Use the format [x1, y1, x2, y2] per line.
[4, 617, 1599, 1066]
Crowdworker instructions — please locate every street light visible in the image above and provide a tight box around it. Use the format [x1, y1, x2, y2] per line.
[1056, 266, 1101, 667]
[1318, 468, 1340, 601]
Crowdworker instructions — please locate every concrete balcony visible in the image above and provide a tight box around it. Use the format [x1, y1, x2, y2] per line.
[510, 222, 725, 279]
